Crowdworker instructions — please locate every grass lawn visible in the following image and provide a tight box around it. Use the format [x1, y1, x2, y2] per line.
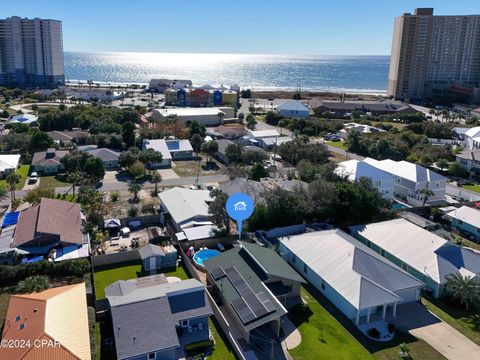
[326, 140, 347, 150]
[208, 318, 235, 360]
[462, 184, 480, 193]
[422, 297, 480, 346]
[173, 159, 222, 177]
[0, 293, 11, 328]
[289, 285, 446, 360]
[38, 175, 72, 190]
[0, 165, 30, 188]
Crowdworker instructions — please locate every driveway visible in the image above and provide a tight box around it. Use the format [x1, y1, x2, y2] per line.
[390, 302, 480, 360]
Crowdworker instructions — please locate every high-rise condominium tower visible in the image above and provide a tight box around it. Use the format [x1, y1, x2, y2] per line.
[387, 8, 480, 103]
[0, 16, 64, 88]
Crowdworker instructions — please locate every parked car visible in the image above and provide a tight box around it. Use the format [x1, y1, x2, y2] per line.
[28, 172, 38, 184]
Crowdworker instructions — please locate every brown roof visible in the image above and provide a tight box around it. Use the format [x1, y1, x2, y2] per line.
[456, 149, 480, 161]
[31, 150, 69, 167]
[0, 283, 91, 360]
[48, 130, 89, 142]
[13, 198, 84, 248]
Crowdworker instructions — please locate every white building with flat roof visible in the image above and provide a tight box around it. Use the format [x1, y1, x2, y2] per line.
[151, 107, 230, 126]
[143, 139, 194, 168]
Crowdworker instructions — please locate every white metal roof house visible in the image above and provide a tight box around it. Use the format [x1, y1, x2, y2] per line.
[350, 218, 480, 297]
[277, 100, 311, 118]
[464, 126, 480, 150]
[279, 229, 423, 326]
[143, 139, 194, 168]
[151, 107, 227, 126]
[0, 154, 20, 178]
[445, 206, 480, 241]
[159, 187, 213, 231]
[338, 122, 386, 139]
[245, 129, 291, 149]
[364, 157, 447, 206]
[336, 159, 395, 200]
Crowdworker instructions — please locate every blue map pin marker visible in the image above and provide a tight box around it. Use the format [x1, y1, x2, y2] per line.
[226, 192, 254, 239]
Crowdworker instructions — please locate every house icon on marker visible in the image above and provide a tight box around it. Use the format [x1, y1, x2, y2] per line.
[233, 201, 247, 211]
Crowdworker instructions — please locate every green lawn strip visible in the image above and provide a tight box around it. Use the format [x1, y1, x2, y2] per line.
[38, 175, 72, 190]
[462, 185, 480, 193]
[326, 140, 347, 150]
[0, 165, 30, 188]
[422, 297, 480, 346]
[290, 285, 446, 360]
[208, 318, 236, 360]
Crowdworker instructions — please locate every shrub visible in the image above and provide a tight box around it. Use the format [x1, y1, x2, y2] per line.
[367, 327, 380, 339]
[110, 191, 120, 202]
[128, 206, 139, 217]
[15, 275, 50, 293]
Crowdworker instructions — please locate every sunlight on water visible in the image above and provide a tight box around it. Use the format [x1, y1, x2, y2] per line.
[65, 52, 389, 93]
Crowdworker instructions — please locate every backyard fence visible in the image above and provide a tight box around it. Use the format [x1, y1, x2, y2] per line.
[91, 250, 140, 268]
[176, 244, 201, 282]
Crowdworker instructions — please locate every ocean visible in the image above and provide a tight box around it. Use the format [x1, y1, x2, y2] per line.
[64, 52, 390, 94]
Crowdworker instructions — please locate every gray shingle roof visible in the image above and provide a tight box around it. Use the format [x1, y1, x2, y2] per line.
[138, 243, 164, 259]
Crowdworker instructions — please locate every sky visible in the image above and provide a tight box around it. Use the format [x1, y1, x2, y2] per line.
[3, 0, 480, 55]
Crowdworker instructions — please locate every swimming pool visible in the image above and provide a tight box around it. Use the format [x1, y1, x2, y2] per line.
[193, 249, 221, 268]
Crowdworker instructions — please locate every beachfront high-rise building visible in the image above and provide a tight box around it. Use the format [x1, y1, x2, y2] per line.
[0, 16, 64, 88]
[388, 8, 480, 103]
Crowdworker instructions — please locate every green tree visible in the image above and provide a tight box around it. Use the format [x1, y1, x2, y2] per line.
[30, 131, 54, 151]
[190, 133, 203, 154]
[6, 172, 20, 203]
[84, 157, 105, 182]
[189, 121, 206, 138]
[420, 188, 434, 206]
[15, 275, 50, 293]
[152, 171, 162, 196]
[201, 141, 218, 162]
[225, 143, 243, 164]
[436, 159, 449, 171]
[0, 184, 7, 203]
[128, 161, 145, 180]
[122, 121, 136, 148]
[449, 161, 469, 178]
[67, 170, 82, 196]
[250, 163, 268, 181]
[296, 159, 319, 182]
[445, 273, 480, 311]
[246, 114, 257, 130]
[128, 183, 142, 202]
[265, 111, 282, 125]
[25, 188, 55, 204]
[208, 189, 230, 235]
[118, 149, 139, 168]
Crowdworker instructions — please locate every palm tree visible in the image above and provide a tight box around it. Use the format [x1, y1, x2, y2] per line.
[128, 183, 142, 202]
[420, 188, 434, 206]
[0, 184, 7, 203]
[67, 171, 82, 197]
[152, 172, 162, 196]
[445, 273, 480, 311]
[6, 172, 21, 204]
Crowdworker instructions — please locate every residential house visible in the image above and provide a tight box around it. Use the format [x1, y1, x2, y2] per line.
[0, 283, 91, 360]
[106, 275, 212, 360]
[310, 99, 415, 116]
[338, 122, 386, 140]
[455, 149, 480, 176]
[8, 113, 38, 126]
[245, 129, 292, 150]
[445, 206, 480, 241]
[213, 139, 234, 164]
[11, 197, 89, 260]
[159, 187, 213, 232]
[336, 159, 395, 200]
[0, 154, 20, 178]
[213, 125, 247, 140]
[48, 130, 89, 147]
[84, 147, 120, 169]
[143, 139, 194, 168]
[464, 126, 480, 150]
[31, 148, 69, 174]
[279, 229, 424, 325]
[452, 127, 470, 142]
[364, 157, 447, 206]
[350, 218, 480, 297]
[139, 243, 177, 272]
[277, 100, 310, 118]
[204, 242, 302, 347]
[175, 224, 218, 243]
[189, 88, 210, 107]
[220, 178, 266, 203]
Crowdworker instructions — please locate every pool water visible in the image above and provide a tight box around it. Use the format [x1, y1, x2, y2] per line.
[390, 201, 409, 211]
[193, 249, 221, 268]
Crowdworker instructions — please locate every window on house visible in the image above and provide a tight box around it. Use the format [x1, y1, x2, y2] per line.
[19, 323, 26, 330]
[321, 280, 326, 290]
[380, 249, 386, 257]
[303, 264, 308, 274]
[15, 315, 21, 322]
[148, 353, 156, 360]
[181, 320, 189, 327]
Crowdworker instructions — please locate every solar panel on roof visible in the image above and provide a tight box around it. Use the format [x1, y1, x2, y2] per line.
[231, 297, 256, 324]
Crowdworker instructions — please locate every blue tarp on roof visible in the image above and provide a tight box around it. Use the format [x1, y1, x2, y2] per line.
[21, 256, 44, 264]
[2, 212, 19, 228]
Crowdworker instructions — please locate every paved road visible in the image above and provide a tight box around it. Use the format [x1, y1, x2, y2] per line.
[391, 302, 480, 360]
